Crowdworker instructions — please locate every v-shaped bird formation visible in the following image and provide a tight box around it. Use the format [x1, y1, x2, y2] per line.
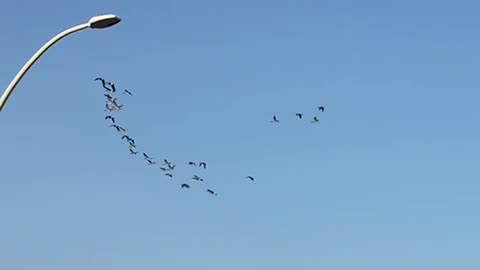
[95, 77, 255, 197]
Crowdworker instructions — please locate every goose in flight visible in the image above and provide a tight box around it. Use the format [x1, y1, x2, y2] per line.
[143, 153, 152, 160]
[199, 162, 207, 169]
[165, 173, 173, 178]
[206, 189, 218, 196]
[271, 115, 280, 123]
[95, 77, 113, 92]
[318, 106, 324, 112]
[123, 89, 133, 96]
[167, 164, 176, 170]
[110, 125, 126, 133]
[129, 148, 138, 155]
[159, 167, 168, 171]
[192, 175, 203, 181]
[246, 176, 254, 181]
[109, 99, 123, 110]
[295, 113, 303, 119]
[147, 159, 157, 165]
[105, 103, 115, 112]
[188, 161, 196, 166]
[110, 83, 117, 93]
[105, 95, 117, 103]
[105, 115, 115, 124]
[311, 116, 319, 124]
[181, 183, 190, 189]
[121, 135, 131, 141]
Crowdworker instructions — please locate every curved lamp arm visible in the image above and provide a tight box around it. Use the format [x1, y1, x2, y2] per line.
[0, 23, 89, 112]
[0, 14, 121, 112]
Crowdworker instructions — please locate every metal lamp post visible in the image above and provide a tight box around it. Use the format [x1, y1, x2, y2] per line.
[0, 14, 121, 112]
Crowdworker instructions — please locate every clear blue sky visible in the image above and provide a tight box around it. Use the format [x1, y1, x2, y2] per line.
[1, 0, 480, 269]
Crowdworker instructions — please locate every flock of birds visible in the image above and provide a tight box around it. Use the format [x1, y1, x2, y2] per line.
[270, 106, 325, 124]
[95, 77, 256, 197]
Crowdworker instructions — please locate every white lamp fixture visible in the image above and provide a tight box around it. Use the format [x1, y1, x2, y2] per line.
[0, 14, 121, 112]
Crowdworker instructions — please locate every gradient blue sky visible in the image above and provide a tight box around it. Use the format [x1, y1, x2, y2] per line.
[2, 0, 480, 269]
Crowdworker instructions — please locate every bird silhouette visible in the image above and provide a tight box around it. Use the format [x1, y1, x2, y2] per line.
[181, 183, 190, 189]
[271, 115, 280, 123]
[106, 96, 117, 103]
[199, 162, 207, 169]
[311, 116, 319, 124]
[105, 103, 115, 112]
[110, 125, 126, 133]
[147, 159, 157, 165]
[109, 99, 123, 110]
[192, 175, 203, 181]
[295, 113, 303, 119]
[95, 77, 113, 92]
[129, 149, 138, 155]
[121, 135, 131, 141]
[165, 173, 173, 178]
[143, 153, 152, 160]
[318, 106, 325, 112]
[246, 176, 254, 181]
[105, 115, 115, 124]
[188, 161, 196, 166]
[206, 189, 217, 196]
[123, 89, 133, 96]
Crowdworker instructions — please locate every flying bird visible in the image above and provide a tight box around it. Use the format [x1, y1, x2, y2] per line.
[318, 106, 325, 112]
[199, 162, 207, 169]
[121, 135, 131, 141]
[147, 159, 157, 165]
[95, 77, 113, 92]
[123, 89, 133, 96]
[167, 164, 176, 170]
[295, 113, 303, 119]
[181, 183, 190, 189]
[311, 117, 319, 124]
[129, 149, 138, 155]
[105, 115, 115, 124]
[143, 153, 152, 160]
[206, 189, 217, 196]
[105, 103, 115, 112]
[110, 83, 117, 93]
[246, 176, 254, 181]
[165, 173, 173, 178]
[109, 99, 123, 110]
[188, 161, 196, 166]
[271, 115, 280, 123]
[110, 125, 126, 133]
[105, 96, 117, 103]
[192, 175, 203, 181]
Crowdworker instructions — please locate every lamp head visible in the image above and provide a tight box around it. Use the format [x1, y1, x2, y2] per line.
[88, 14, 121, 29]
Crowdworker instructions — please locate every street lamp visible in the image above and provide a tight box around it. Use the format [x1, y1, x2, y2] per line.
[0, 14, 121, 112]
